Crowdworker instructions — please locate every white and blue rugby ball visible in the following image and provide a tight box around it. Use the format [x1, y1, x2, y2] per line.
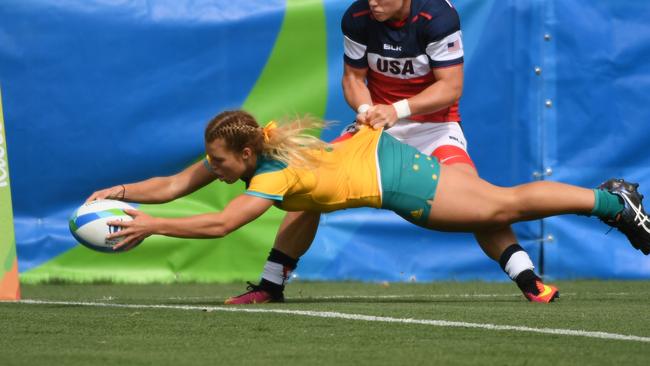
[69, 199, 138, 253]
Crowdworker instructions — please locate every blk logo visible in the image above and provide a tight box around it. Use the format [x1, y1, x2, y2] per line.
[383, 44, 402, 51]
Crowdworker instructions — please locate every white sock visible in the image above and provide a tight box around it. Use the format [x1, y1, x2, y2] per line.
[262, 261, 292, 285]
[504, 251, 535, 280]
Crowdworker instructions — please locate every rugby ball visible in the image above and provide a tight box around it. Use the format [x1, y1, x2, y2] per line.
[69, 199, 139, 253]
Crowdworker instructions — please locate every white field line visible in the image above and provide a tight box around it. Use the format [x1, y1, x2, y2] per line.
[15, 299, 650, 343]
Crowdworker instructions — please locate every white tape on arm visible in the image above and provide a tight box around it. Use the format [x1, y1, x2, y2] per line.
[392, 99, 411, 119]
[357, 104, 371, 114]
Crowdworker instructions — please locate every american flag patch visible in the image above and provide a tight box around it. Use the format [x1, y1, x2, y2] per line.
[447, 40, 461, 52]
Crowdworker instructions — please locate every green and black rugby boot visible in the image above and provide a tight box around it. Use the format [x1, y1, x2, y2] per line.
[598, 178, 650, 255]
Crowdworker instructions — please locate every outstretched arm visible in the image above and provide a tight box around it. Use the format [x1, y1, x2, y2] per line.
[108, 194, 275, 250]
[86, 159, 217, 203]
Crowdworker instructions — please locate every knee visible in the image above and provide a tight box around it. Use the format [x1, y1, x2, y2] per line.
[485, 209, 512, 227]
[483, 191, 520, 226]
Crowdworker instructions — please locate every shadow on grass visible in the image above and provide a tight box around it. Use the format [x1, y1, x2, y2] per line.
[163, 296, 521, 306]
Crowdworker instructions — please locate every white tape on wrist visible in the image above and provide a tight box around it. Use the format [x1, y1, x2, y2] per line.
[357, 104, 371, 114]
[392, 99, 411, 119]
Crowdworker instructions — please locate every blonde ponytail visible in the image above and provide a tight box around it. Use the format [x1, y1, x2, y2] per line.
[262, 115, 329, 168]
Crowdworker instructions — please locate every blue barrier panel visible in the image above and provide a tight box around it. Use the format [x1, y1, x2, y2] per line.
[0, 0, 648, 282]
[307, 0, 650, 281]
[0, 0, 284, 275]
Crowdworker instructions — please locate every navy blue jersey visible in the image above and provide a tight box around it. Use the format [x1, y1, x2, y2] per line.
[342, 0, 463, 122]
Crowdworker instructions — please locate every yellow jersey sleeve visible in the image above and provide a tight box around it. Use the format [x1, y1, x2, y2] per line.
[245, 158, 294, 202]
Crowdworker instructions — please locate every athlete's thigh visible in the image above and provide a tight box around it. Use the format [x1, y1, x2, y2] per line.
[424, 164, 510, 232]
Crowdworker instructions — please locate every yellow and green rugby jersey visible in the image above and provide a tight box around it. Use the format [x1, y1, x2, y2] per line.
[246, 126, 383, 212]
[245, 126, 442, 224]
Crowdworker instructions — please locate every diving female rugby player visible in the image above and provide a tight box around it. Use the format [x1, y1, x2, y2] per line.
[88, 111, 650, 303]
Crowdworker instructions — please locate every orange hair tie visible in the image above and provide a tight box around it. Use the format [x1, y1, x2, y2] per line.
[262, 120, 278, 143]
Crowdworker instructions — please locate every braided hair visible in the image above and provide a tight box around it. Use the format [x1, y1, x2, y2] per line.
[204, 110, 263, 155]
[204, 110, 328, 167]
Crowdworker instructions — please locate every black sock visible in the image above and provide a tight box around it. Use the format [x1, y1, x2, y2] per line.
[258, 278, 285, 298]
[268, 248, 299, 270]
[514, 269, 542, 295]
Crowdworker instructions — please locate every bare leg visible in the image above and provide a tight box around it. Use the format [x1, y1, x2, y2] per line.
[426, 164, 595, 231]
[273, 211, 321, 259]
[224, 211, 320, 304]
[416, 163, 572, 302]
[450, 163, 517, 260]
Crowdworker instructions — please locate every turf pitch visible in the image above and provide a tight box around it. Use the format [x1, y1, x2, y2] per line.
[2, 280, 650, 365]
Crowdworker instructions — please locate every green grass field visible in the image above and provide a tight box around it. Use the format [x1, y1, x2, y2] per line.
[2, 281, 650, 365]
